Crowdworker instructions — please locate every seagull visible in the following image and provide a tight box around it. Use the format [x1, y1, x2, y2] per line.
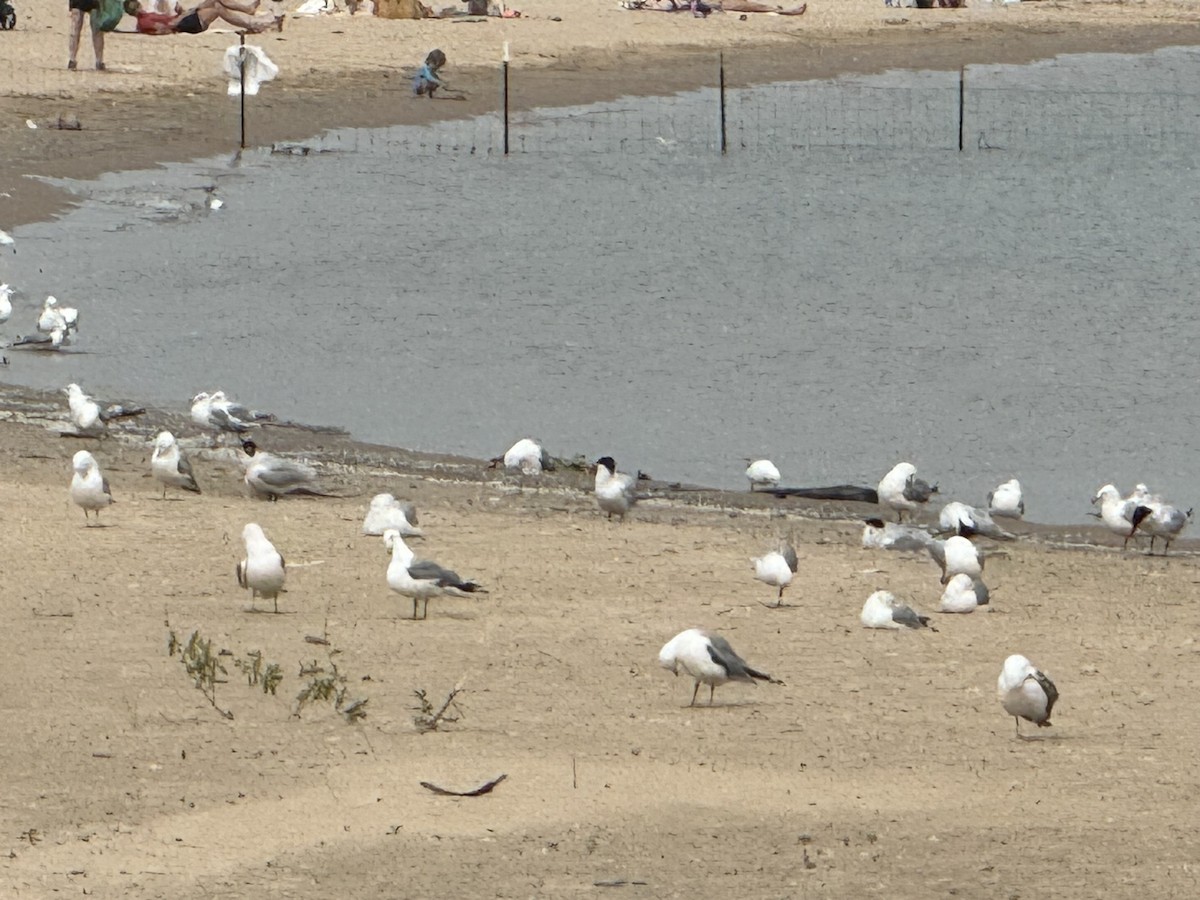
[0, 283, 12, 324]
[657, 628, 780, 706]
[64, 383, 105, 436]
[594, 456, 638, 521]
[0, 229, 14, 252]
[939, 573, 990, 613]
[37, 295, 79, 335]
[997, 654, 1058, 738]
[1091, 484, 1137, 541]
[11, 325, 72, 350]
[927, 535, 984, 585]
[745, 459, 781, 492]
[236, 523, 286, 612]
[877, 462, 938, 522]
[987, 479, 1024, 519]
[151, 431, 201, 498]
[70, 450, 114, 524]
[1127, 496, 1192, 555]
[860, 590, 933, 630]
[861, 517, 935, 552]
[191, 390, 275, 440]
[938, 501, 1015, 541]
[384, 529, 487, 620]
[491, 438, 553, 475]
[362, 493, 422, 537]
[241, 440, 335, 500]
[752, 540, 798, 606]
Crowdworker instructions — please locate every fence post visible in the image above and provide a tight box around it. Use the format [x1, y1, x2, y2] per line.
[502, 41, 510, 156]
[958, 65, 964, 153]
[719, 51, 727, 155]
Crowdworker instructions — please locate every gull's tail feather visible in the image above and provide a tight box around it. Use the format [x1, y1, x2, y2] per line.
[745, 666, 783, 685]
[101, 404, 147, 421]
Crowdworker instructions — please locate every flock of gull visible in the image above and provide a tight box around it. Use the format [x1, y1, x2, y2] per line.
[50, 381, 1195, 737]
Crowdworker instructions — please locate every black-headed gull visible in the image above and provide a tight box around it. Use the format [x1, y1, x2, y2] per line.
[1127, 495, 1192, 555]
[927, 535, 983, 585]
[362, 493, 422, 537]
[657, 628, 780, 706]
[151, 431, 201, 498]
[987, 479, 1024, 519]
[384, 530, 487, 620]
[745, 459, 781, 492]
[860, 590, 933, 630]
[939, 573, 990, 613]
[752, 540, 798, 606]
[241, 440, 334, 500]
[877, 462, 938, 522]
[997, 654, 1058, 738]
[70, 450, 114, 524]
[938, 501, 1015, 542]
[492, 438, 553, 475]
[594, 456, 638, 521]
[236, 523, 287, 612]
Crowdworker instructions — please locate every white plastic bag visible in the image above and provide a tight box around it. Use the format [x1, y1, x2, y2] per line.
[223, 45, 279, 96]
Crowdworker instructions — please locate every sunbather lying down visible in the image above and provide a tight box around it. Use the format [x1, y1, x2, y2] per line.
[123, 0, 283, 33]
[621, 0, 804, 13]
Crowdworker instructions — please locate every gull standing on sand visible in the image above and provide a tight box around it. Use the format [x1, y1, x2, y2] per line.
[877, 462, 938, 522]
[236, 523, 287, 612]
[997, 654, 1058, 738]
[151, 431, 201, 498]
[745, 459, 781, 492]
[384, 529, 487, 620]
[241, 440, 333, 500]
[657, 628, 780, 707]
[987, 479, 1024, 519]
[362, 493, 422, 537]
[1091, 484, 1137, 541]
[752, 540, 798, 606]
[70, 450, 114, 524]
[860, 590, 933, 630]
[927, 535, 983, 585]
[594, 456, 638, 521]
[493, 438, 553, 475]
[939, 573, 990, 613]
[938, 501, 1015, 541]
[1127, 494, 1191, 555]
[64, 383, 105, 436]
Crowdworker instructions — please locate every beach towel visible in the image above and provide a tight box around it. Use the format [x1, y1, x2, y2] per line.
[223, 44, 279, 96]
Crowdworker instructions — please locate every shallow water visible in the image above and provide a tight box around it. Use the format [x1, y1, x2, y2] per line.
[3, 47, 1199, 523]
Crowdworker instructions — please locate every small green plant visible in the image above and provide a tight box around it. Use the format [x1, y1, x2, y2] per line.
[233, 651, 284, 695]
[169, 629, 233, 720]
[412, 679, 466, 733]
[294, 656, 368, 723]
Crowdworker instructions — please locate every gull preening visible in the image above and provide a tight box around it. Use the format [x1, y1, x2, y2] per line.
[877, 462, 938, 522]
[384, 529, 487, 620]
[752, 540, 798, 606]
[236, 523, 287, 613]
[492, 438, 553, 475]
[860, 590, 933, 630]
[938, 501, 1015, 542]
[927, 535, 984, 585]
[1127, 492, 1191, 555]
[939, 573, 990, 613]
[63, 383, 146, 437]
[657, 628, 780, 706]
[11, 295, 78, 350]
[191, 390, 275, 439]
[241, 440, 334, 500]
[1091, 484, 1136, 541]
[987, 479, 1024, 519]
[70, 450, 114, 524]
[861, 517, 935, 552]
[151, 431, 201, 498]
[997, 654, 1058, 738]
[362, 493, 422, 537]
[745, 459, 781, 492]
[594, 455, 638, 521]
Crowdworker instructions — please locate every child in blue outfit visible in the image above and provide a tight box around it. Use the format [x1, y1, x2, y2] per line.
[412, 49, 447, 99]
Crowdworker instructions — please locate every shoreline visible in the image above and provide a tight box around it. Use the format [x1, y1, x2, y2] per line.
[1, 379, 1184, 549]
[1, 12, 1198, 227]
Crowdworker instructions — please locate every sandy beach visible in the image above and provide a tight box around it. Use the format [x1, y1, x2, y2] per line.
[4, 2, 1200, 896]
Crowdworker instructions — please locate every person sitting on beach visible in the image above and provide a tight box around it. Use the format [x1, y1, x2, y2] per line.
[123, 0, 282, 34]
[412, 49, 447, 99]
